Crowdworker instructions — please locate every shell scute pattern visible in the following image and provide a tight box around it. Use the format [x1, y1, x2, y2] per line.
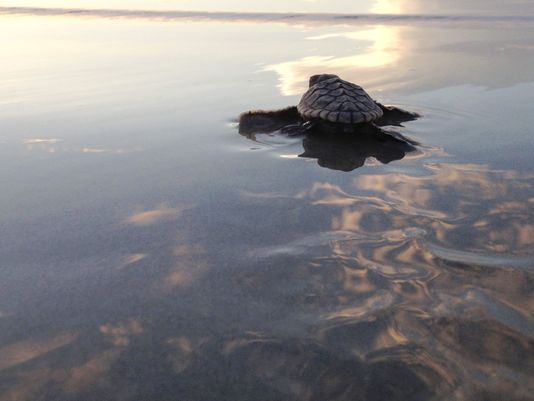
[323, 77, 339, 85]
[307, 89, 329, 104]
[342, 83, 360, 92]
[328, 88, 345, 97]
[319, 110, 331, 120]
[342, 102, 357, 112]
[297, 75, 383, 124]
[315, 88, 331, 95]
[314, 95, 335, 108]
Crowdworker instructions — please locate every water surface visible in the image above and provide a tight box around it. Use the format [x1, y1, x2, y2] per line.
[1, 6, 533, 401]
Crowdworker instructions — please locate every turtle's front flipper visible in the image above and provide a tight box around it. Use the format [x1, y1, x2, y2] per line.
[239, 106, 301, 137]
[374, 101, 420, 127]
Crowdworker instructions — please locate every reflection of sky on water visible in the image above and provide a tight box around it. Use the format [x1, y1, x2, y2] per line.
[2, 157, 533, 399]
[266, 24, 534, 96]
[265, 25, 403, 96]
[1, 6, 534, 401]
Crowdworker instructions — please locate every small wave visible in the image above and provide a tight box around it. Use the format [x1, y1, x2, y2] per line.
[426, 242, 534, 270]
[251, 230, 363, 258]
[1, 7, 534, 25]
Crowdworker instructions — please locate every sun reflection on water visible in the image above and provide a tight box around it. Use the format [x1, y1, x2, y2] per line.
[265, 25, 402, 96]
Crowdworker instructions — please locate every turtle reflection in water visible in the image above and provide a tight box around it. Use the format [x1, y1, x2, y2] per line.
[239, 74, 421, 171]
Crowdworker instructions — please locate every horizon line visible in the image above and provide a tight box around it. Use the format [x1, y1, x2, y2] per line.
[1, 6, 534, 25]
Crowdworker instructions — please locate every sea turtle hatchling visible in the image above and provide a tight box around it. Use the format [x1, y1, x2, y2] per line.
[298, 73, 384, 125]
[239, 73, 419, 135]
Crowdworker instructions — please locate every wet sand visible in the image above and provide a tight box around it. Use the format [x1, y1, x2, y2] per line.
[0, 5, 534, 401]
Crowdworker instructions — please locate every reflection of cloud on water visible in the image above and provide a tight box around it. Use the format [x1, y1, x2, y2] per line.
[241, 159, 534, 315]
[264, 18, 534, 95]
[246, 161, 533, 399]
[291, 161, 534, 331]
[243, 158, 533, 315]
[0, 333, 78, 371]
[0, 338, 121, 400]
[125, 203, 193, 226]
[265, 25, 402, 96]
[120, 253, 148, 268]
[62, 349, 121, 394]
[22, 139, 140, 155]
[166, 335, 211, 374]
[122, 204, 209, 291]
[351, 163, 534, 253]
[80, 147, 132, 154]
[287, 163, 533, 255]
[100, 318, 144, 347]
[162, 242, 209, 290]
[2, 162, 532, 400]
[22, 138, 59, 145]
[280, 163, 534, 274]
[325, 289, 394, 320]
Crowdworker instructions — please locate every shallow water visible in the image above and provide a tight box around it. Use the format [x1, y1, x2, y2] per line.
[1, 6, 534, 401]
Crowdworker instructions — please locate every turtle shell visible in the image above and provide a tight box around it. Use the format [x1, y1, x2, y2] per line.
[297, 75, 383, 124]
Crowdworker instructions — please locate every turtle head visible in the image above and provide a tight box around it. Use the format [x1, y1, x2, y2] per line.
[309, 74, 339, 87]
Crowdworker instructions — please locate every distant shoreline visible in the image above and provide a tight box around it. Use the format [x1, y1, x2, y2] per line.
[2, 6, 534, 26]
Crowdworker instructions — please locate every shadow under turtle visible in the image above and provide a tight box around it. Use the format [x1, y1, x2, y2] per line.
[300, 126, 418, 172]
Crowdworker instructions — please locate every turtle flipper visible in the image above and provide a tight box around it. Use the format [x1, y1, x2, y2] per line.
[374, 102, 420, 127]
[238, 107, 301, 136]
